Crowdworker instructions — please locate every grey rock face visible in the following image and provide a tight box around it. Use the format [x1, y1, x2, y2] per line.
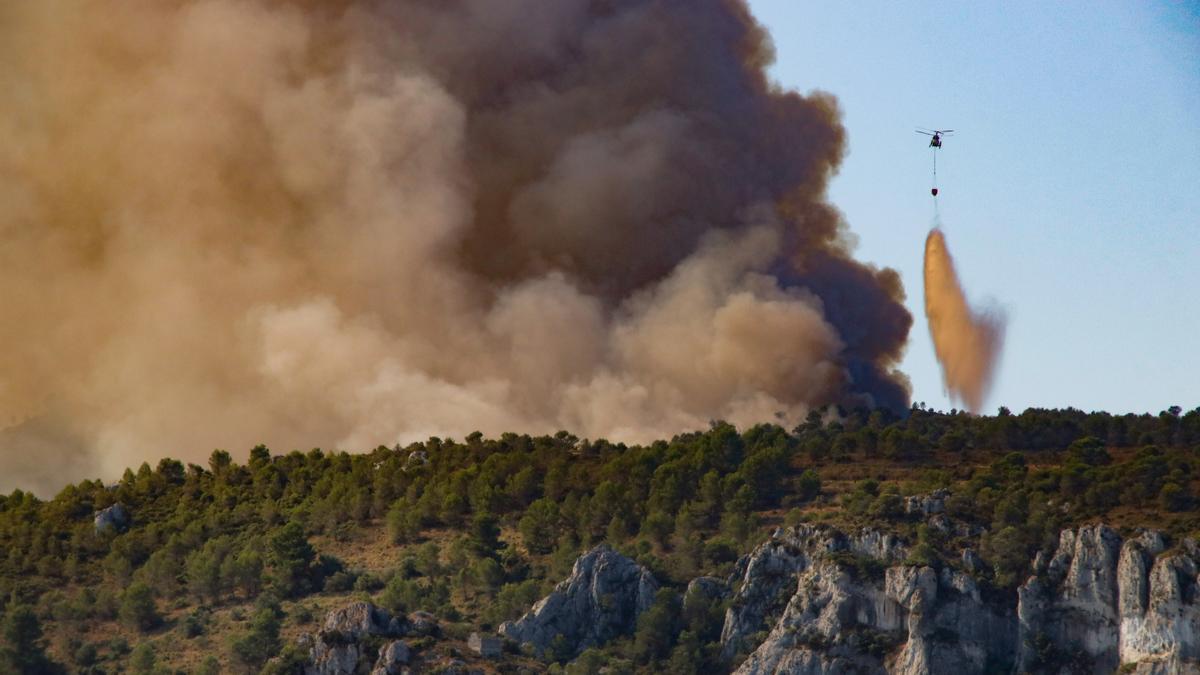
[730, 547, 1014, 675]
[322, 601, 406, 639]
[720, 527, 817, 661]
[307, 638, 362, 675]
[305, 602, 406, 675]
[499, 544, 657, 657]
[1015, 525, 1200, 673]
[93, 503, 130, 533]
[720, 525, 909, 662]
[370, 640, 410, 675]
[725, 521, 1200, 675]
[1016, 524, 1124, 673]
[1119, 549, 1200, 671]
[733, 556, 892, 675]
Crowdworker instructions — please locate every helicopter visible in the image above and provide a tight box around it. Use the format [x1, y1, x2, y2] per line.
[917, 128, 954, 195]
[916, 128, 953, 148]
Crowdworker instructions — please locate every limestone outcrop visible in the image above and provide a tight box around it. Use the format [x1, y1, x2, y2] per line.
[720, 524, 909, 661]
[499, 544, 658, 657]
[722, 516, 1200, 674]
[370, 640, 410, 675]
[303, 602, 407, 675]
[729, 535, 1013, 675]
[1017, 526, 1200, 674]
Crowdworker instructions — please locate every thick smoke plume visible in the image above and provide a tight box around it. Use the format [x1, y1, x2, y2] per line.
[923, 228, 1004, 412]
[0, 0, 911, 494]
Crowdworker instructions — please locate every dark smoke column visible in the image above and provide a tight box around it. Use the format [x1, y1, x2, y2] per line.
[423, 0, 915, 409]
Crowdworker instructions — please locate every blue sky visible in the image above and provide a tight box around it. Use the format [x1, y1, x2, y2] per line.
[748, 0, 1200, 415]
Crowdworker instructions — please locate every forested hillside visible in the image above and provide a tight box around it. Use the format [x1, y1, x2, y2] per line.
[1, 406, 1198, 673]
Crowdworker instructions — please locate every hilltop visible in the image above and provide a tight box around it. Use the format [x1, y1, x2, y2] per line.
[1, 406, 1198, 673]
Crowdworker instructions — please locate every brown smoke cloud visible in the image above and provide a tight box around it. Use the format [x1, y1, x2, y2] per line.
[0, 0, 911, 494]
[923, 228, 1005, 412]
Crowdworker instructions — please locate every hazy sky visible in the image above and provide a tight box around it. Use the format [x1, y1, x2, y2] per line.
[749, 0, 1200, 415]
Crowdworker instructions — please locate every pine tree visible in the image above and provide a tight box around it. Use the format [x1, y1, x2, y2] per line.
[268, 523, 316, 597]
[1, 604, 59, 674]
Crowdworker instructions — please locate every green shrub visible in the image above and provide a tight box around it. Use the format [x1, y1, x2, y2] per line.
[795, 470, 821, 502]
[324, 570, 357, 592]
[119, 583, 160, 632]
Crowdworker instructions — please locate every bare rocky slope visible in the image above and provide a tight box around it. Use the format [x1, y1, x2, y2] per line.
[297, 503, 1200, 674]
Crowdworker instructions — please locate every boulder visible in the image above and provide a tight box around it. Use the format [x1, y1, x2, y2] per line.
[93, 503, 130, 533]
[322, 601, 406, 639]
[370, 640, 410, 675]
[407, 610, 439, 636]
[499, 544, 657, 657]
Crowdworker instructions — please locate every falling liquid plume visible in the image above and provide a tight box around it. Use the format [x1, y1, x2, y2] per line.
[923, 227, 1005, 412]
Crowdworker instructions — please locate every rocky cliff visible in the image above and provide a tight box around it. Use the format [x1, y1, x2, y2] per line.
[293, 515, 1200, 674]
[500, 544, 658, 658]
[726, 525, 1013, 675]
[1016, 524, 1200, 674]
[724, 521, 1200, 674]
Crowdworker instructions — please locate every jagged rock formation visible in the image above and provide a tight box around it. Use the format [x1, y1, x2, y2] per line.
[302, 602, 407, 675]
[720, 524, 910, 661]
[722, 517, 1200, 675]
[500, 544, 658, 657]
[370, 640, 410, 675]
[726, 525, 1012, 674]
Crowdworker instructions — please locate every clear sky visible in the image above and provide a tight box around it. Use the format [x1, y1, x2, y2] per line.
[748, 0, 1200, 416]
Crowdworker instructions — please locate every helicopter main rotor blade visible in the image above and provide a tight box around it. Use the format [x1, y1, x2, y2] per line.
[915, 130, 934, 135]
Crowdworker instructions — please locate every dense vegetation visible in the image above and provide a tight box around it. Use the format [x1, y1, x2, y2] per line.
[1, 405, 1198, 673]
